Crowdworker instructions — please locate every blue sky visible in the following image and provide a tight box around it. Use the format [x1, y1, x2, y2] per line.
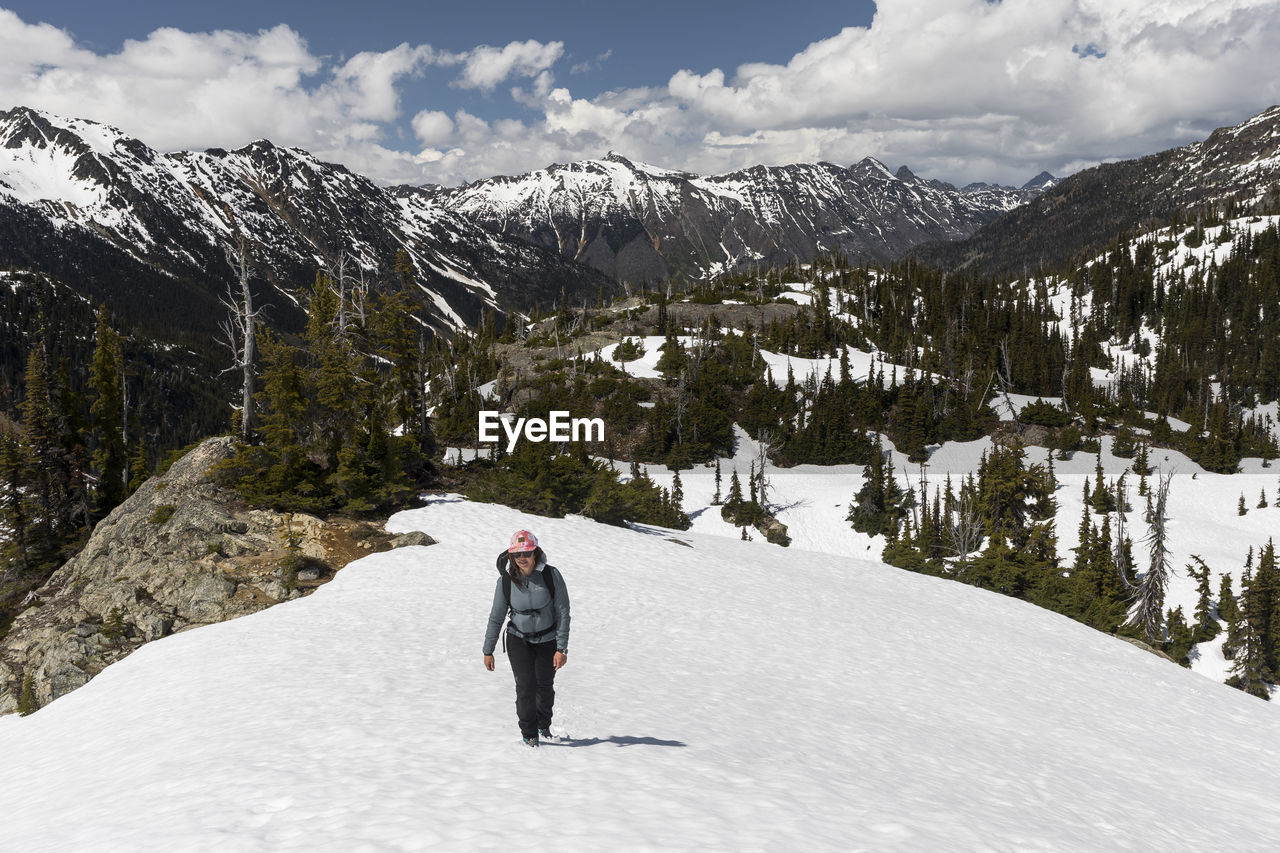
[2, 1, 1279, 187]
[2, 0, 877, 121]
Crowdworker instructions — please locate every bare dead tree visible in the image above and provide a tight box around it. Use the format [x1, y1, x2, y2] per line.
[1126, 469, 1174, 642]
[351, 264, 370, 327]
[218, 235, 261, 442]
[997, 337, 1021, 430]
[947, 489, 983, 573]
[755, 429, 776, 509]
[334, 250, 349, 339]
[120, 369, 131, 494]
[416, 330, 430, 439]
[1060, 356, 1074, 415]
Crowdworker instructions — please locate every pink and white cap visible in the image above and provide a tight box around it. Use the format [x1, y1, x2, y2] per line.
[508, 529, 538, 553]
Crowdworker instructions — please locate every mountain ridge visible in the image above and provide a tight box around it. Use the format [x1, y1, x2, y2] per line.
[921, 105, 1280, 276]
[0, 106, 614, 341]
[420, 150, 1049, 282]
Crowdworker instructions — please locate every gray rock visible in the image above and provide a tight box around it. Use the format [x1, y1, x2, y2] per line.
[0, 436, 431, 716]
[393, 531, 438, 548]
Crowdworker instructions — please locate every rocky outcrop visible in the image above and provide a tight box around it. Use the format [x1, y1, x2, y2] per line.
[0, 436, 435, 715]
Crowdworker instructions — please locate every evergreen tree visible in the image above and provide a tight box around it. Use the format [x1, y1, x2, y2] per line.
[17, 672, 37, 716]
[1089, 454, 1116, 513]
[1228, 565, 1271, 699]
[1164, 606, 1195, 666]
[1188, 556, 1219, 643]
[18, 343, 62, 564]
[88, 306, 127, 516]
[1227, 541, 1279, 698]
[1251, 541, 1280, 679]
[1218, 571, 1239, 626]
[848, 436, 907, 538]
[0, 429, 29, 576]
[1224, 568, 1248, 663]
[655, 329, 686, 381]
[127, 439, 151, 493]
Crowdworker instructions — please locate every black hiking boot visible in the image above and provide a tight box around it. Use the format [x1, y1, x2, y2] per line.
[522, 734, 539, 748]
[538, 727, 558, 742]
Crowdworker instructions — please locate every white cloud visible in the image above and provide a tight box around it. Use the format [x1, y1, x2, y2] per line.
[323, 43, 438, 122]
[570, 49, 612, 75]
[654, 0, 1280, 182]
[450, 39, 563, 92]
[397, 0, 1280, 186]
[412, 110, 455, 146]
[2, 2, 1279, 188]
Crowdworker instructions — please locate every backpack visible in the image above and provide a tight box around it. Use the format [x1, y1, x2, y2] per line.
[496, 551, 559, 647]
[502, 568, 558, 612]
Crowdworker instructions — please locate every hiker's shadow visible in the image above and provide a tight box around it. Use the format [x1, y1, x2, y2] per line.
[556, 735, 687, 748]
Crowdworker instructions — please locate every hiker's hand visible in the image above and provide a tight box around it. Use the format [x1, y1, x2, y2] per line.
[484, 654, 495, 671]
[553, 651, 567, 670]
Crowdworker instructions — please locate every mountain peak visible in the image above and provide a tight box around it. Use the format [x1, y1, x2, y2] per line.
[894, 165, 918, 182]
[849, 157, 897, 180]
[1021, 171, 1057, 190]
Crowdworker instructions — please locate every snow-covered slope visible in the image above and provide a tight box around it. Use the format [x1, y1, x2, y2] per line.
[424, 152, 1043, 283]
[2, 498, 1279, 850]
[0, 106, 611, 336]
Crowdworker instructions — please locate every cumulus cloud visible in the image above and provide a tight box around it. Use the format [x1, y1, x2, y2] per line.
[0, 10, 560, 183]
[0, 14, 327, 148]
[2, 2, 1279, 188]
[419, 0, 1280, 186]
[656, 0, 1280, 182]
[412, 110, 455, 145]
[380, 0, 1280, 186]
[449, 39, 563, 92]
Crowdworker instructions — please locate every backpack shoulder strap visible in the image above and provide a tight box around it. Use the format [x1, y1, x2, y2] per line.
[502, 574, 512, 610]
[543, 564, 558, 604]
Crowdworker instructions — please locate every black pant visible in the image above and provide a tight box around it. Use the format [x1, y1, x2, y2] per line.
[506, 632, 556, 737]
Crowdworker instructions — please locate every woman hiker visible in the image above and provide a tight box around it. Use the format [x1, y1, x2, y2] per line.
[483, 529, 571, 747]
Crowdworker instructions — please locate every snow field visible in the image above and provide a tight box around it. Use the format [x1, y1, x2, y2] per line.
[635, 427, 1280, 694]
[6, 497, 1280, 849]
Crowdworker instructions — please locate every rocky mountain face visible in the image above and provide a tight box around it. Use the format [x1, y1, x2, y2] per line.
[420, 153, 1046, 283]
[0, 107, 614, 345]
[0, 437, 435, 715]
[924, 106, 1280, 277]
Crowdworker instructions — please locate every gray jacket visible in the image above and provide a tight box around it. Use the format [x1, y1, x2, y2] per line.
[482, 555, 571, 655]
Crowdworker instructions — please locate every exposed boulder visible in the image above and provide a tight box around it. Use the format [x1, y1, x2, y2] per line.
[0, 436, 435, 715]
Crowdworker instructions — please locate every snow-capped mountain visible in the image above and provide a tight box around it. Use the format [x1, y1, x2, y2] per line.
[930, 105, 1280, 276]
[420, 152, 1046, 283]
[0, 107, 612, 339]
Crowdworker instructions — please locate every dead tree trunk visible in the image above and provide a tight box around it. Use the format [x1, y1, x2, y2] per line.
[219, 235, 259, 442]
